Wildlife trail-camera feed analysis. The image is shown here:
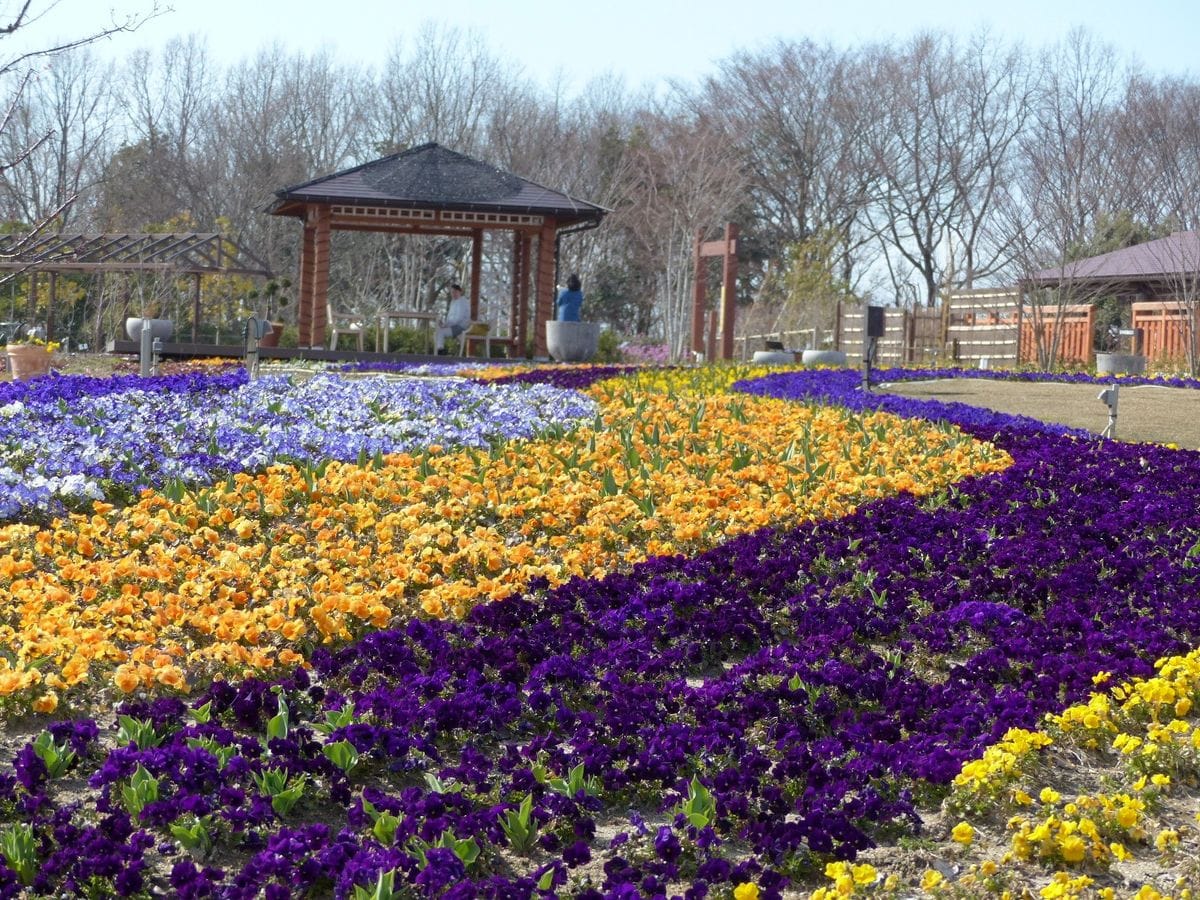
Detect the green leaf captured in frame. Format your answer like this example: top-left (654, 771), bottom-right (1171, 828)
top-left (323, 740), bottom-right (360, 775)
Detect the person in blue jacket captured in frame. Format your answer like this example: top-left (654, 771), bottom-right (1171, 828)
top-left (556, 273), bottom-right (584, 321)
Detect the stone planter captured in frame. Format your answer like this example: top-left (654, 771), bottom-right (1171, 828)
top-left (801, 349), bottom-right (848, 367)
top-left (751, 350), bottom-right (796, 364)
top-left (6, 344), bottom-right (53, 380)
top-left (546, 320), bottom-right (601, 362)
top-left (1095, 352), bottom-right (1146, 375)
top-left (125, 317), bottom-right (174, 343)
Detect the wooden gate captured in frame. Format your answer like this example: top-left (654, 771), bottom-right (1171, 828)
top-left (1131, 301), bottom-right (1199, 364)
top-left (1019, 304), bottom-right (1094, 367)
top-left (835, 304), bottom-right (944, 365)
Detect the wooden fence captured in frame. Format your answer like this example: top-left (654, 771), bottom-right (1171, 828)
top-left (834, 291), bottom-right (1097, 368)
top-left (944, 289), bottom-right (1020, 366)
top-left (1019, 304), bottom-right (1095, 367)
top-left (835, 304), bottom-right (944, 365)
top-left (1131, 301), bottom-right (1199, 364)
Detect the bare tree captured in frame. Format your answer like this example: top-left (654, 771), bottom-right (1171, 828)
top-left (695, 40), bottom-right (877, 292)
top-left (1006, 30), bottom-right (1138, 368)
top-left (945, 31), bottom-right (1035, 289)
top-left (370, 22), bottom-right (514, 155)
top-left (0, 47), bottom-right (116, 228)
top-left (0, 1), bottom-right (164, 231)
top-left (617, 108), bottom-right (747, 357)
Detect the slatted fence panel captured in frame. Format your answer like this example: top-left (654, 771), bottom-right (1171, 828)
top-left (838, 307), bottom-right (909, 365)
top-left (1132, 301), bottom-right (1198, 363)
top-left (945, 290), bottom-right (1020, 365)
top-left (1019, 305), bottom-right (1094, 366)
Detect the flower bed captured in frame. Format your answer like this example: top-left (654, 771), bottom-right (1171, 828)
top-left (0, 365), bottom-right (1195, 896)
top-left (0, 373), bottom-right (593, 520)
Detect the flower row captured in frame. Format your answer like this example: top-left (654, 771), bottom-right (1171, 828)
top-left (0, 371), bottom-right (593, 520)
top-left (0, 366), bottom-right (1195, 895)
top-left (0, 367), bottom-right (1000, 707)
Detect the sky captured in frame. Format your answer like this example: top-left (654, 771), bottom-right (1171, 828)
top-left (9, 0), bottom-right (1200, 93)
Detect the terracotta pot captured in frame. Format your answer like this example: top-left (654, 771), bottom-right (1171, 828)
top-left (6, 344), bottom-right (53, 380)
top-left (257, 323), bottom-right (284, 348)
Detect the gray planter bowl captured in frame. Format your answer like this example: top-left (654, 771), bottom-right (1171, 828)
top-left (751, 350), bottom-right (797, 364)
top-left (1095, 352), bottom-right (1146, 375)
top-left (801, 349), bottom-right (848, 366)
top-left (546, 321), bottom-right (601, 362)
top-left (125, 317), bottom-right (174, 343)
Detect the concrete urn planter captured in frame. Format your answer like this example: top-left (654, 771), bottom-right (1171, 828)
top-left (801, 349), bottom-right (848, 367)
top-left (1095, 352), bottom-right (1146, 375)
top-left (546, 320), bottom-right (601, 362)
top-left (125, 318), bottom-right (174, 343)
top-left (751, 350), bottom-right (796, 364)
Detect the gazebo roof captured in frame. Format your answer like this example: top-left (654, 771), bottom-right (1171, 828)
top-left (1027, 231), bottom-right (1200, 288)
top-left (269, 143), bottom-right (607, 229)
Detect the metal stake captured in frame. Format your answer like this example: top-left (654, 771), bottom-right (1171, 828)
top-left (1098, 385), bottom-right (1119, 439)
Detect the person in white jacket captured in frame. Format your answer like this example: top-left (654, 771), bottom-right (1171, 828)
top-left (434, 283), bottom-right (471, 354)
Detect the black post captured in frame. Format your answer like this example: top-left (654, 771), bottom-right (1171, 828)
top-left (862, 306), bottom-right (885, 391)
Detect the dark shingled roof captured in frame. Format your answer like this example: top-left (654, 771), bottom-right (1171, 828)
top-left (269, 143), bottom-right (607, 227)
top-left (1029, 231), bottom-right (1200, 286)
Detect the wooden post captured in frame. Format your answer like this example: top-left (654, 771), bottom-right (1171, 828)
top-left (46, 272), bottom-right (56, 342)
top-left (719, 222), bottom-right (738, 360)
top-left (510, 232), bottom-right (524, 356)
top-left (29, 272), bottom-right (37, 335)
top-left (534, 220), bottom-right (557, 358)
top-left (470, 228), bottom-right (483, 319)
top-left (693, 224), bottom-right (739, 360)
top-left (691, 229), bottom-right (706, 357)
top-left (191, 273), bottom-right (202, 342)
top-left (297, 204), bottom-right (332, 348)
top-left (518, 233), bottom-right (532, 358)
top-left (312, 206), bottom-right (331, 348)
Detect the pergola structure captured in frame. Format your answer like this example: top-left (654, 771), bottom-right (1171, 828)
top-left (0, 232), bottom-right (271, 341)
top-left (268, 143), bottom-right (607, 355)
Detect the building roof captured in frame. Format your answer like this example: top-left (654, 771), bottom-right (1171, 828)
top-left (269, 143), bottom-right (607, 228)
top-left (1028, 231), bottom-right (1200, 287)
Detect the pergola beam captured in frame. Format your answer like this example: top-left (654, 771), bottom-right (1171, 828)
top-left (0, 232), bottom-right (271, 344)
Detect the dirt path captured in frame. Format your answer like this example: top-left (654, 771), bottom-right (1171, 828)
top-left (880, 377), bottom-right (1200, 449)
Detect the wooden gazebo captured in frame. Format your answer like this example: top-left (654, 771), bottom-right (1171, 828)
top-left (268, 143), bottom-right (607, 355)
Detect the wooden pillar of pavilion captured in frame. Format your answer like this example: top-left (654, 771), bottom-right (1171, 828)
top-left (691, 229), bottom-right (705, 357)
top-left (469, 229), bottom-right (483, 319)
top-left (518, 234), bottom-right (532, 358)
top-left (533, 219), bottom-right (557, 358)
top-left (510, 232), bottom-right (524, 354)
top-left (46, 272), bottom-right (56, 342)
top-left (297, 205), bottom-right (331, 347)
top-left (191, 273), bottom-right (202, 342)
